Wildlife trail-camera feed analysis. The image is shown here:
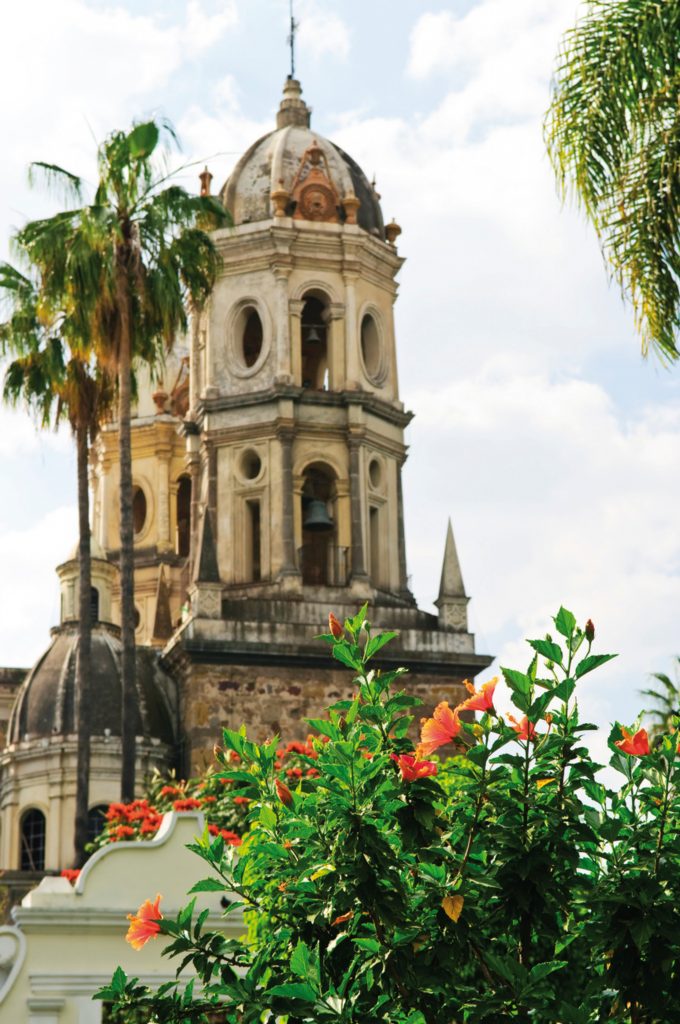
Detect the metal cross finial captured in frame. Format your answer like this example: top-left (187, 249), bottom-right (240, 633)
top-left (287, 0), bottom-right (299, 78)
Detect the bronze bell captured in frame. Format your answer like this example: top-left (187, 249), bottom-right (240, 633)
top-left (304, 325), bottom-right (323, 344)
top-left (303, 498), bottom-right (334, 532)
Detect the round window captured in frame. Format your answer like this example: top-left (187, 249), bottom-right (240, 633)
top-left (360, 313), bottom-right (383, 382)
top-left (132, 487), bottom-right (147, 535)
top-left (368, 458), bottom-right (383, 490)
top-left (240, 449), bottom-right (262, 481)
top-left (242, 309), bottom-right (263, 368)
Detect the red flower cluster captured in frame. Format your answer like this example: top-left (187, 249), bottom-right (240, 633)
top-left (172, 797), bottom-right (202, 812)
top-left (207, 824), bottom-right (243, 845)
top-left (60, 868), bottom-right (80, 884)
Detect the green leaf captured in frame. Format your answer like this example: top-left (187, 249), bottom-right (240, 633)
top-left (554, 606), bottom-right (576, 638)
top-left (528, 638), bottom-right (563, 664)
top-left (574, 653), bottom-right (617, 678)
top-left (353, 937), bottom-right (381, 953)
top-left (502, 667), bottom-right (532, 711)
top-left (332, 644), bottom-right (363, 671)
top-left (528, 960), bottom-right (568, 983)
top-left (553, 677), bottom-right (576, 702)
top-left (128, 120), bottom-right (160, 159)
top-left (259, 805), bottom-right (277, 829)
top-left (187, 877), bottom-right (226, 893)
top-left (364, 632), bottom-right (398, 660)
top-left (290, 940), bottom-right (314, 980)
top-left (267, 982), bottom-right (318, 1002)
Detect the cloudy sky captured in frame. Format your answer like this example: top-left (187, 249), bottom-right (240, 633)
top-left (1, 0), bottom-right (679, 753)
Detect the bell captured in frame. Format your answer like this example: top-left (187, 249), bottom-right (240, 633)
top-left (304, 325), bottom-right (322, 344)
top-left (303, 499), bottom-right (334, 532)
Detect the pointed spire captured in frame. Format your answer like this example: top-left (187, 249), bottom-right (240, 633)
top-left (438, 519), bottom-right (466, 600)
top-left (435, 519), bottom-right (469, 632)
top-left (151, 566), bottom-right (173, 643)
top-left (194, 508), bottom-right (220, 584)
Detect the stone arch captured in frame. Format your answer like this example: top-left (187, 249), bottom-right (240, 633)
top-left (291, 278), bottom-right (341, 305)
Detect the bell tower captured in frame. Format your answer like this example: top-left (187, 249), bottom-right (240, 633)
top-left (161, 79), bottom-right (492, 769)
top-left (89, 79), bottom-right (492, 770)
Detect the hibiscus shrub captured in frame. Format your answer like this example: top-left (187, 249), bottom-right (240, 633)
top-left (99, 606), bottom-right (680, 1024)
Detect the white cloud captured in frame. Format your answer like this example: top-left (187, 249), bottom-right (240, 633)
top-left (0, 505), bottom-right (76, 667)
top-left (296, 0), bottom-right (350, 62)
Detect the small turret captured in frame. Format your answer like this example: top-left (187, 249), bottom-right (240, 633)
top-left (435, 519), bottom-right (470, 632)
top-left (56, 537), bottom-right (117, 627)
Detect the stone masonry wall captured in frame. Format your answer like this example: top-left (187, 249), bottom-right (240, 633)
top-left (178, 660), bottom-right (468, 773)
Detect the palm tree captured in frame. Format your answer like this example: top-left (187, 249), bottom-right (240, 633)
top-left (0, 263), bottom-right (112, 865)
top-left (639, 659), bottom-right (680, 742)
top-left (17, 120), bottom-right (228, 799)
top-left (545, 0), bottom-right (680, 361)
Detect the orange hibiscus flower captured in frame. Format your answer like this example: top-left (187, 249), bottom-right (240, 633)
top-left (507, 714), bottom-right (537, 742)
top-left (390, 752), bottom-right (438, 782)
top-left (461, 677), bottom-right (498, 714)
top-left (614, 727), bottom-right (650, 757)
top-left (417, 701), bottom-right (462, 757)
top-left (126, 894), bottom-right (163, 950)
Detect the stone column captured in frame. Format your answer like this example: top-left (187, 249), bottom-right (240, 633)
top-left (396, 460), bottom-right (411, 597)
top-left (278, 429), bottom-right (299, 579)
top-left (289, 299), bottom-right (303, 386)
top-left (348, 438), bottom-right (368, 581)
top-left (326, 301), bottom-right (346, 391)
top-left (275, 271), bottom-right (292, 383)
top-left (156, 443), bottom-right (172, 553)
top-left (344, 277), bottom-right (360, 389)
top-left (189, 305), bottom-right (201, 413)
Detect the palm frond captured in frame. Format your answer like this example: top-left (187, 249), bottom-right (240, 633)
top-left (28, 162), bottom-right (83, 204)
top-left (545, 0), bottom-right (680, 361)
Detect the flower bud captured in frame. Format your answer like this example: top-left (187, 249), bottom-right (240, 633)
top-left (328, 612), bottom-right (344, 640)
top-left (585, 619), bottom-right (595, 643)
top-left (275, 779), bottom-right (293, 806)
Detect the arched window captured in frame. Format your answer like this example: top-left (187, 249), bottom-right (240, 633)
top-left (20, 808), bottom-right (46, 872)
top-left (300, 464), bottom-right (340, 585)
top-left (87, 804), bottom-right (109, 844)
top-left (176, 476), bottom-right (192, 558)
top-left (301, 296), bottom-right (329, 391)
top-left (90, 587), bottom-right (100, 623)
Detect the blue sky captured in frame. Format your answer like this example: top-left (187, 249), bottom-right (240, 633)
top-left (1, 0), bottom-right (679, 756)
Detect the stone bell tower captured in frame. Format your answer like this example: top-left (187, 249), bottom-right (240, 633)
top-left (159, 79), bottom-right (492, 770)
top-left (87, 79), bottom-right (491, 771)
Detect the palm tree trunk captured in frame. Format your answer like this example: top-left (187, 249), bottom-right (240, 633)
top-left (74, 421), bottom-right (92, 866)
top-left (118, 314), bottom-right (137, 801)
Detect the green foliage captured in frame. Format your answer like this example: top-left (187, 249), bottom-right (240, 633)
top-left (98, 607), bottom-right (680, 1023)
top-left (545, 0), bottom-right (680, 361)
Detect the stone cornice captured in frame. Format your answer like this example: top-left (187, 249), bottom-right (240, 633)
top-left (196, 385), bottom-right (413, 429)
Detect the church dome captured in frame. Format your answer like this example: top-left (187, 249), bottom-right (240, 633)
top-left (220, 78), bottom-right (385, 239)
top-left (8, 623), bottom-right (177, 746)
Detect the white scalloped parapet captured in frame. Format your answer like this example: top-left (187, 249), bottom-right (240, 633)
top-left (3, 812), bottom-right (243, 1022)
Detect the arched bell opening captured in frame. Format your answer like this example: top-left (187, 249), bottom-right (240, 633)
top-left (299, 463), bottom-right (346, 585)
top-left (300, 294), bottom-right (329, 391)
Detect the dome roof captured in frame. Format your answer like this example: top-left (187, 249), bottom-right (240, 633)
top-left (9, 623), bottom-right (177, 746)
top-left (220, 78), bottom-right (385, 239)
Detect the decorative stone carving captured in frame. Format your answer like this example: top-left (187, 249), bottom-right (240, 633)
top-left (291, 141), bottom-right (340, 224)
